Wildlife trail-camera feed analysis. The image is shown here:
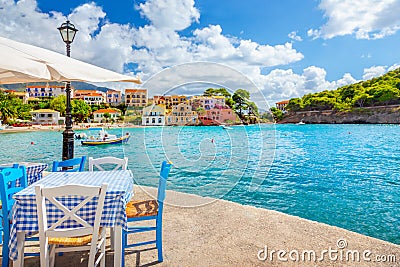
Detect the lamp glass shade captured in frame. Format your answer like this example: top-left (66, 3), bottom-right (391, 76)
top-left (58, 21), bottom-right (78, 44)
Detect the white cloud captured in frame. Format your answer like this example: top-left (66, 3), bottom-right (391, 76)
top-left (138, 0), bottom-right (200, 31)
top-left (362, 65), bottom-right (387, 80)
top-left (309, 0), bottom-right (400, 39)
top-left (0, 0), bottom-right (387, 106)
top-left (288, 31), bottom-right (302, 42)
top-left (258, 67), bottom-right (357, 105)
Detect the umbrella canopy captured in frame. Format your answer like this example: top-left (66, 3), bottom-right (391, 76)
top-left (0, 36), bottom-right (141, 84)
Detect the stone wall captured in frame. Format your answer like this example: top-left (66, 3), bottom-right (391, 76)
top-left (280, 106), bottom-right (400, 124)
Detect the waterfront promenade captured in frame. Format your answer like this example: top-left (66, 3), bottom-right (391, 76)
top-left (9, 186), bottom-right (400, 267)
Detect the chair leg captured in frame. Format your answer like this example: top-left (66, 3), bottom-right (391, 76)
top-left (39, 235), bottom-right (50, 267)
top-left (100, 231), bottom-right (106, 267)
top-left (13, 232), bottom-right (25, 267)
top-left (110, 227), bottom-right (115, 250)
top-left (2, 222), bottom-right (11, 267)
top-left (49, 245), bottom-right (56, 267)
top-left (156, 222), bottom-right (163, 263)
top-left (122, 230), bottom-right (126, 267)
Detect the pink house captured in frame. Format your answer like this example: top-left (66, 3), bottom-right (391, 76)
top-left (199, 107), bottom-right (237, 125)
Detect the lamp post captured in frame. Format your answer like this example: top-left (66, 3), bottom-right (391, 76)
top-left (58, 20), bottom-right (78, 160)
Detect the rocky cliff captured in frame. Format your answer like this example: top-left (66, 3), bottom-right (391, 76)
top-left (279, 106), bottom-right (400, 124)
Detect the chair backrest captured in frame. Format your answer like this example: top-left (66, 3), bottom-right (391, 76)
top-left (157, 161), bottom-right (172, 215)
top-left (35, 183), bottom-right (108, 239)
top-left (52, 156), bottom-right (86, 172)
top-left (0, 166), bottom-right (27, 218)
top-left (88, 156), bottom-right (128, 171)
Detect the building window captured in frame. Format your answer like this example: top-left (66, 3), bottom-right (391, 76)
top-left (146, 118), bottom-right (149, 123)
top-left (158, 118), bottom-right (162, 123)
top-left (152, 118), bottom-right (155, 124)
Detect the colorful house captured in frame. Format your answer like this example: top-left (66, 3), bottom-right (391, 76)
top-left (125, 89), bottom-right (148, 107)
top-left (190, 96), bottom-right (226, 110)
top-left (142, 105), bottom-right (166, 126)
top-left (92, 108), bottom-right (121, 123)
top-left (73, 90), bottom-right (105, 105)
top-left (166, 103), bottom-right (199, 126)
top-left (26, 85), bottom-right (69, 98)
top-left (276, 100), bottom-right (289, 111)
top-left (198, 107), bottom-right (237, 125)
top-left (30, 109), bottom-right (63, 125)
top-left (106, 89), bottom-right (122, 106)
top-left (153, 95), bottom-right (187, 109)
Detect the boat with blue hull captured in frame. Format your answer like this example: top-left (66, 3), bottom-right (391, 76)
top-left (79, 128), bottom-right (130, 146)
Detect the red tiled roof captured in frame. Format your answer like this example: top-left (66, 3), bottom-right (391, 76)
top-left (93, 109), bottom-right (120, 114)
top-left (276, 100), bottom-right (289, 105)
top-left (125, 89), bottom-right (147, 93)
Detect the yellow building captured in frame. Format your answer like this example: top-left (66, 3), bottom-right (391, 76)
top-left (125, 89), bottom-right (148, 107)
top-left (166, 103), bottom-right (199, 126)
top-left (153, 95), bottom-right (187, 109)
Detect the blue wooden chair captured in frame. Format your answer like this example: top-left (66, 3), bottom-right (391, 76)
top-left (52, 156), bottom-right (86, 172)
top-left (0, 166), bottom-right (38, 267)
top-left (0, 164), bottom-right (19, 247)
top-left (122, 161), bottom-right (172, 266)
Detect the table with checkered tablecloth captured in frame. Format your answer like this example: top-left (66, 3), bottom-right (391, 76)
top-left (0, 162), bottom-right (48, 185)
top-left (9, 170), bottom-right (134, 266)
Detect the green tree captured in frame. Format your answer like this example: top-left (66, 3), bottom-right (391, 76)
top-left (203, 88), bottom-right (231, 97)
top-left (225, 97), bottom-right (235, 108)
top-left (103, 112), bottom-right (111, 123)
top-left (17, 103), bottom-right (32, 120)
top-left (247, 101), bottom-right (259, 117)
top-left (49, 95), bottom-right (66, 115)
top-left (232, 89), bottom-right (250, 117)
top-left (270, 107), bottom-right (283, 121)
top-left (116, 103), bottom-right (127, 115)
top-left (286, 98), bottom-right (302, 111)
top-left (196, 107), bottom-right (206, 115)
top-left (0, 100), bottom-right (17, 124)
top-left (71, 99), bottom-right (91, 123)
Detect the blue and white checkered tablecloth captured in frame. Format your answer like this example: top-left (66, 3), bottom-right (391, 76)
top-left (9, 170), bottom-right (134, 261)
top-left (0, 162), bottom-right (48, 185)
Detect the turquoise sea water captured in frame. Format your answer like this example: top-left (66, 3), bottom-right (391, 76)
top-left (1, 124), bottom-right (399, 244)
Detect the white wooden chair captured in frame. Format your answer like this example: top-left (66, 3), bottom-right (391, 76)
top-left (88, 157), bottom-right (128, 171)
top-left (34, 184), bottom-right (108, 267)
top-left (88, 156), bottom-right (128, 250)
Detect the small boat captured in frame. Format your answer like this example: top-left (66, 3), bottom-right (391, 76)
top-left (75, 133), bottom-right (88, 139)
top-left (297, 121), bottom-right (306, 125)
top-left (80, 128), bottom-right (130, 146)
top-left (220, 125), bottom-right (233, 130)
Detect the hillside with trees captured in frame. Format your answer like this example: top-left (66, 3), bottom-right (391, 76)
top-left (287, 68), bottom-right (400, 112)
top-left (273, 68), bottom-right (400, 124)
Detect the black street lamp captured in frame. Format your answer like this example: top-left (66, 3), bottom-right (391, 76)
top-left (58, 20), bottom-right (78, 160)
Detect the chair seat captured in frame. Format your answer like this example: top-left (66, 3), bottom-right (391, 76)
top-left (126, 200), bottom-right (158, 218)
top-left (49, 234), bottom-right (93, 246)
top-left (48, 228), bottom-right (103, 246)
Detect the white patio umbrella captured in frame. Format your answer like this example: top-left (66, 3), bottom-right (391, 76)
top-left (0, 36), bottom-right (140, 84)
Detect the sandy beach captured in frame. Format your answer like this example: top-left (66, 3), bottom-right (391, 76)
top-left (3, 186), bottom-right (399, 267)
top-left (0, 123), bottom-right (138, 134)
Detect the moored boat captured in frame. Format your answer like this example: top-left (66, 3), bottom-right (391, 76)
top-left (220, 124), bottom-right (233, 130)
top-left (80, 128), bottom-right (130, 146)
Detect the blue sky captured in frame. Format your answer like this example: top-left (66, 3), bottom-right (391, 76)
top-left (1, 0), bottom-right (400, 106)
